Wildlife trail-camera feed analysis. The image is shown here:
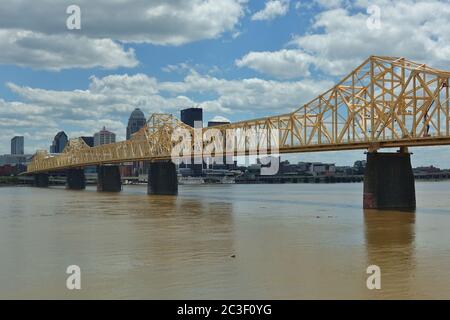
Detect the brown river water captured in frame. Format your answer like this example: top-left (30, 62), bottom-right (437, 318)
top-left (0, 182), bottom-right (450, 299)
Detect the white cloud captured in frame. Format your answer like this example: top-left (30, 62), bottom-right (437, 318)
top-left (0, 0), bottom-right (248, 69)
top-left (3, 68), bottom-right (450, 167)
top-left (312, 0), bottom-right (349, 9)
top-left (8, 70), bottom-right (331, 115)
top-left (0, 30), bottom-right (138, 70)
top-left (0, 0), bottom-right (246, 45)
top-left (239, 0), bottom-right (450, 78)
top-left (236, 49), bottom-right (314, 79)
top-left (209, 116), bottom-right (231, 123)
top-left (160, 70), bottom-right (333, 114)
top-left (0, 71), bottom-right (332, 153)
top-left (252, 0), bottom-right (290, 21)
top-left (293, 1), bottom-right (450, 75)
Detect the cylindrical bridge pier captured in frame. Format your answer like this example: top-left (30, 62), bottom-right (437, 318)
top-left (363, 151), bottom-right (416, 210)
top-left (33, 173), bottom-right (49, 188)
top-left (66, 169), bottom-right (86, 190)
top-left (97, 165), bottom-right (122, 192)
top-left (148, 161), bottom-right (178, 195)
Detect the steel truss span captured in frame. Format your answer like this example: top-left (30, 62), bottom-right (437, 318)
top-left (27, 56), bottom-right (450, 174)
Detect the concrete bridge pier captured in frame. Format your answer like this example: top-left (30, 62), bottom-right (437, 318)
top-left (97, 165), bottom-right (122, 192)
top-left (33, 173), bottom-right (49, 188)
top-left (148, 161), bottom-right (178, 195)
top-left (363, 150), bottom-right (416, 210)
top-left (66, 169), bottom-right (86, 190)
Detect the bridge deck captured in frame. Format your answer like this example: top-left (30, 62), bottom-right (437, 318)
top-left (26, 56), bottom-right (450, 174)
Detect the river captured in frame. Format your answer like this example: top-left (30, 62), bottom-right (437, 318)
top-left (1, 182), bottom-right (449, 299)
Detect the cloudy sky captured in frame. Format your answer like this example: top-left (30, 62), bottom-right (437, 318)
top-left (1, 0), bottom-right (450, 167)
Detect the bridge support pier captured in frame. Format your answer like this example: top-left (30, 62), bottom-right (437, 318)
top-left (148, 161), bottom-right (178, 195)
top-left (363, 151), bottom-right (416, 210)
top-left (97, 165), bottom-right (122, 192)
top-left (66, 169), bottom-right (86, 190)
top-left (33, 173), bottom-right (49, 188)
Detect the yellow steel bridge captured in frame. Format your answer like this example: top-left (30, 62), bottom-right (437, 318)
top-left (27, 56), bottom-right (450, 174)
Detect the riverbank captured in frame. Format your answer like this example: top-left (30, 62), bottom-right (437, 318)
top-left (0, 176), bottom-right (26, 186)
top-left (2, 174), bottom-right (450, 187)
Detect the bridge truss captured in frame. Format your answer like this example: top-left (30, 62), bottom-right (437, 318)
top-left (27, 56), bottom-right (450, 173)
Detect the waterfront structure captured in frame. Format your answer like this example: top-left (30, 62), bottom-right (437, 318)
top-left (11, 136), bottom-right (24, 155)
top-left (353, 160), bottom-right (367, 175)
top-left (50, 131), bottom-right (68, 153)
top-left (127, 108), bottom-right (147, 140)
top-left (25, 56), bottom-right (450, 210)
top-left (0, 163), bottom-right (28, 176)
top-left (248, 160), bottom-right (337, 177)
top-left (309, 163), bottom-right (336, 176)
top-left (94, 127), bottom-right (116, 146)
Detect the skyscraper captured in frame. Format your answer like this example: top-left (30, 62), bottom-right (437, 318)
top-left (126, 108), bottom-right (146, 140)
top-left (181, 108), bottom-right (203, 176)
top-left (81, 136), bottom-right (94, 147)
top-left (11, 136), bottom-right (24, 155)
top-left (50, 131), bottom-right (68, 153)
top-left (126, 108), bottom-right (148, 176)
top-left (94, 127), bottom-right (116, 146)
top-left (181, 108), bottom-right (203, 127)
top-left (208, 117), bottom-right (231, 169)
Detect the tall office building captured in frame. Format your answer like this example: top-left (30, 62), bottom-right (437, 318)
top-left (94, 127), bottom-right (116, 146)
top-left (11, 136), bottom-right (24, 155)
top-left (181, 108), bottom-right (203, 176)
top-left (81, 136), bottom-right (94, 147)
top-left (126, 108), bottom-right (146, 140)
top-left (80, 136), bottom-right (96, 175)
top-left (208, 117), bottom-right (231, 169)
top-left (50, 131), bottom-right (68, 153)
top-left (181, 108), bottom-right (203, 127)
top-left (126, 108), bottom-right (148, 176)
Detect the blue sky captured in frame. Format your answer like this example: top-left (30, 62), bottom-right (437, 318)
top-left (0, 0), bottom-right (450, 167)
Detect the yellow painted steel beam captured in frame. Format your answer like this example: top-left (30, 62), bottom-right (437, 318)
top-left (26, 56), bottom-right (450, 174)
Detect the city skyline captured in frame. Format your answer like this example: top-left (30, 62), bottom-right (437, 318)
top-left (0, 1), bottom-right (450, 167)
top-left (2, 1), bottom-right (450, 302)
